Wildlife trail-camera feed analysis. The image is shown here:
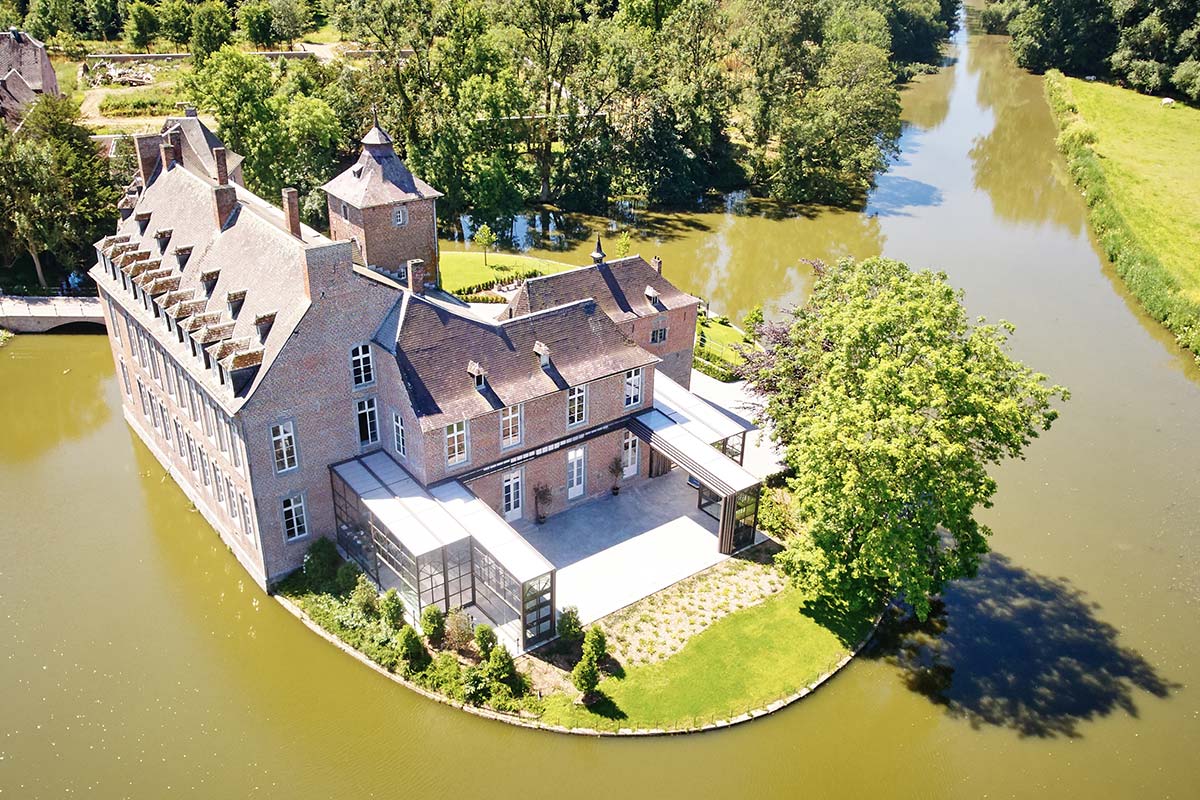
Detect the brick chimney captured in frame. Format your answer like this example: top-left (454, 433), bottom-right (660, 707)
top-left (159, 141), bottom-right (175, 172)
top-left (651, 255), bottom-right (662, 274)
top-left (134, 133), bottom-right (163, 187)
top-left (166, 127), bottom-right (184, 168)
top-left (282, 187), bottom-right (301, 238)
top-left (407, 258), bottom-right (426, 295)
top-left (214, 146), bottom-right (229, 186)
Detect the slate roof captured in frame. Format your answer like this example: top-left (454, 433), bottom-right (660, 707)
top-left (321, 124), bottom-right (443, 208)
top-left (386, 293), bottom-right (658, 431)
top-left (0, 68), bottom-right (35, 128)
top-left (93, 148), bottom-right (335, 413)
top-left (505, 256), bottom-right (699, 323)
top-left (161, 115), bottom-right (245, 184)
top-left (0, 30), bottom-right (56, 95)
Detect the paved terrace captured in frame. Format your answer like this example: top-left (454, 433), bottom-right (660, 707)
top-left (0, 296), bottom-right (104, 333)
top-left (516, 470), bottom-right (738, 625)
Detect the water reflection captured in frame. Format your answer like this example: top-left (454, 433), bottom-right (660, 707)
top-left (967, 33), bottom-right (1085, 233)
top-left (865, 176), bottom-right (945, 217)
top-left (0, 335), bottom-right (111, 463)
top-left (868, 552), bottom-right (1175, 739)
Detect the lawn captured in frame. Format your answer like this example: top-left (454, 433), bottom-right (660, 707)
top-left (538, 586), bottom-right (874, 732)
top-left (1066, 79), bottom-right (1200, 305)
top-left (302, 24), bottom-right (343, 45)
top-left (438, 249), bottom-right (576, 294)
top-left (696, 316), bottom-right (748, 365)
top-left (98, 84), bottom-right (184, 117)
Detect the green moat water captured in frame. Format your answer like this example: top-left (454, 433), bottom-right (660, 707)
top-left (4, 11), bottom-right (1200, 798)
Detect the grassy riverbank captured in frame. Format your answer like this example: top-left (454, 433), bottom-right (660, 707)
top-left (537, 586), bottom-right (873, 732)
top-left (1044, 72), bottom-right (1200, 356)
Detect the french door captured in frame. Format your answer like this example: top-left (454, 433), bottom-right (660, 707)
top-left (566, 447), bottom-right (585, 499)
top-left (502, 470), bottom-right (523, 521)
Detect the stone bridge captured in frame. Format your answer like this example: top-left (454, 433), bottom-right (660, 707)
top-left (0, 296), bottom-right (105, 333)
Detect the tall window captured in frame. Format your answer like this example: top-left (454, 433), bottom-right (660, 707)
top-left (392, 412), bottom-right (406, 457)
top-left (271, 421), bottom-right (298, 473)
top-left (500, 404), bottom-right (522, 448)
top-left (282, 494), bottom-right (308, 541)
top-left (350, 343), bottom-right (374, 388)
top-left (567, 446), bottom-right (585, 499)
top-left (624, 368), bottom-right (643, 408)
top-left (119, 361), bottom-right (132, 397)
top-left (446, 420), bottom-right (468, 466)
top-left (651, 326), bottom-right (668, 344)
top-left (356, 397), bottom-right (379, 446)
top-left (567, 385), bottom-right (587, 427)
top-left (392, 205), bottom-right (408, 226)
top-left (622, 431), bottom-right (639, 477)
top-left (501, 470), bottom-right (522, 521)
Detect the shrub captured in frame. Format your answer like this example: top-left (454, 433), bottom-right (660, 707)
top-left (462, 667), bottom-right (491, 706)
top-left (474, 624), bottom-right (497, 659)
top-left (349, 573), bottom-right (379, 618)
top-left (396, 624), bottom-right (429, 675)
top-left (582, 625), bottom-right (608, 664)
top-left (303, 538), bottom-right (339, 589)
top-left (423, 652), bottom-right (464, 699)
top-left (557, 605), bottom-right (583, 644)
top-left (484, 642), bottom-right (516, 687)
top-left (378, 589), bottom-right (405, 632)
top-left (421, 605), bottom-right (446, 645)
top-left (488, 682), bottom-right (519, 713)
top-left (334, 561), bottom-right (361, 595)
top-left (444, 607), bottom-right (474, 652)
top-left (571, 650), bottom-right (600, 697)
top-left (742, 305), bottom-right (764, 341)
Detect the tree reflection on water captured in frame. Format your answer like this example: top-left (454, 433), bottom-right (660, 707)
top-left (869, 552), bottom-right (1175, 738)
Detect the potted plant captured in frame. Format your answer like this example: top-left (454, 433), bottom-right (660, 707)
top-left (608, 456), bottom-right (624, 495)
top-left (533, 484), bottom-right (552, 524)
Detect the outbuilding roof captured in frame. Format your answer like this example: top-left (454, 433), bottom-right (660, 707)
top-left (504, 256), bottom-right (699, 323)
top-left (386, 292), bottom-right (658, 431)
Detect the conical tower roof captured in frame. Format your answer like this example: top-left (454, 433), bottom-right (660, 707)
top-left (321, 119), bottom-right (442, 209)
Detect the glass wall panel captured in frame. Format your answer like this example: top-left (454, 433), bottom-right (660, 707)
top-left (698, 484), bottom-right (721, 521)
top-left (445, 538), bottom-right (473, 610)
top-left (418, 550), bottom-right (446, 611)
top-left (472, 542), bottom-right (520, 629)
top-left (732, 487), bottom-right (759, 550)
top-left (522, 573), bottom-right (554, 648)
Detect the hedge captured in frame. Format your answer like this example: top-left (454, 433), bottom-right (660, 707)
top-left (1043, 70), bottom-right (1200, 359)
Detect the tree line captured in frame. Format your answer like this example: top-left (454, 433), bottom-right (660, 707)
top-left (983, 0), bottom-right (1200, 102)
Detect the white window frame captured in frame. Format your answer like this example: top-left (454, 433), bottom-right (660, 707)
top-left (446, 420), bottom-right (469, 467)
top-left (566, 446), bottom-right (586, 500)
top-left (567, 385), bottom-right (587, 427)
top-left (501, 469), bottom-right (523, 522)
top-left (356, 397), bottom-right (380, 447)
top-left (392, 411), bottom-right (406, 458)
top-left (281, 494), bottom-right (308, 542)
top-left (270, 421), bottom-right (299, 474)
top-left (392, 204), bottom-right (409, 227)
top-left (500, 404), bottom-right (523, 449)
top-left (119, 361), bottom-right (132, 397)
top-left (350, 343), bottom-right (374, 389)
top-left (622, 431), bottom-right (639, 478)
top-left (624, 368), bottom-right (644, 408)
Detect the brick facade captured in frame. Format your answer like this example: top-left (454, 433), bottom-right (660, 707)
top-left (618, 304), bottom-right (698, 388)
top-left (326, 197), bottom-right (440, 286)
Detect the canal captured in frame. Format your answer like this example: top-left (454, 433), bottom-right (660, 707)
top-left (3, 7), bottom-right (1198, 798)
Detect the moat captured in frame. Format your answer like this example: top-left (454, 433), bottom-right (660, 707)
top-left (3, 8), bottom-right (1200, 798)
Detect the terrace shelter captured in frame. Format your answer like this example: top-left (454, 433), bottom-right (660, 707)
top-left (329, 451), bottom-right (555, 652)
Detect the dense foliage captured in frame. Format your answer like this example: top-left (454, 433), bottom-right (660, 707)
top-left (985, 0), bottom-right (1200, 101)
top-left (0, 95), bottom-right (119, 288)
top-left (741, 257), bottom-right (1067, 620)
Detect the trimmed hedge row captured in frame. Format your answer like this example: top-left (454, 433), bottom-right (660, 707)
top-left (1044, 71), bottom-right (1200, 359)
top-left (452, 268), bottom-right (544, 297)
top-left (693, 351), bottom-right (738, 382)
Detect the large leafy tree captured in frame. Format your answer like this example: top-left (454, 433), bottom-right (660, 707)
top-left (190, 0), bottom-right (233, 66)
top-left (238, 1), bottom-right (277, 50)
top-left (742, 258), bottom-right (1066, 619)
top-left (0, 97), bottom-right (119, 287)
top-left (1008, 0), bottom-right (1118, 75)
top-left (123, 1), bottom-right (159, 52)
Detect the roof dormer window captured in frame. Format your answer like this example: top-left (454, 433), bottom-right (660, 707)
top-left (468, 360), bottom-right (487, 391)
top-left (201, 270), bottom-right (219, 297)
top-left (255, 312), bottom-right (275, 344)
top-left (645, 285), bottom-right (660, 305)
top-left (154, 229), bottom-right (172, 253)
top-left (174, 246), bottom-right (192, 269)
top-left (135, 211), bottom-right (151, 234)
top-left (534, 340), bottom-right (551, 369)
top-left (226, 290), bottom-right (246, 319)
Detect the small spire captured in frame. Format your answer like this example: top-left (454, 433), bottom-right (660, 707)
top-left (372, 104), bottom-right (379, 129)
top-left (590, 236), bottom-right (606, 265)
